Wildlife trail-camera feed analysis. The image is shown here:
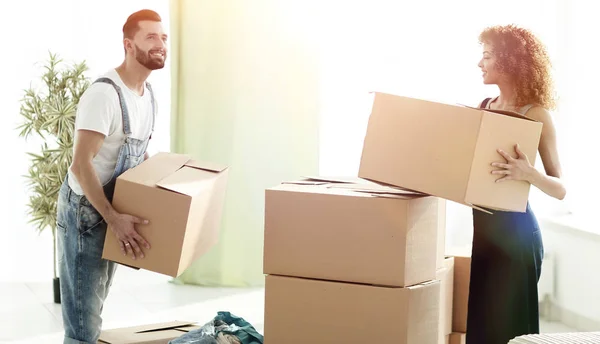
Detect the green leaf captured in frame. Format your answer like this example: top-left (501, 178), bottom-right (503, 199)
top-left (17, 51), bottom-right (90, 238)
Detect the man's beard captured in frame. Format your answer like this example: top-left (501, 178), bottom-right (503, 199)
top-left (135, 44), bottom-right (166, 70)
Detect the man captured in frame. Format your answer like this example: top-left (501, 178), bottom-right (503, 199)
top-left (56, 9), bottom-right (167, 344)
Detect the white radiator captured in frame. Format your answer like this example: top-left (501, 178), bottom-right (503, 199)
top-left (538, 252), bottom-right (555, 302)
top-left (538, 251), bottom-right (555, 321)
top-left (509, 332), bottom-right (600, 343)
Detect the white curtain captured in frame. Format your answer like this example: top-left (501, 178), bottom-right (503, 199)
top-left (169, 0), bottom-right (321, 287)
top-left (1, 0), bottom-right (170, 282)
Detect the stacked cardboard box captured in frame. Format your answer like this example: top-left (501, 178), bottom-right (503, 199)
top-left (449, 254), bottom-right (471, 342)
top-left (263, 178), bottom-right (446, 343)
top-left (438, 256), bottom-right (455, 344)
top-left (263, 92), bottom-right (542, 342)
top-left (435, 199), bottom-right (454, 344)
top-left (449, 332), bottom-right (467, 344)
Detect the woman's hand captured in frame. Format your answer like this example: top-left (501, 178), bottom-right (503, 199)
top-left (491, 143), bottom-right (536, 183)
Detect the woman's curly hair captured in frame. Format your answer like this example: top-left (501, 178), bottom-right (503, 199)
top-left (479, 25), bottom-right (556, 110)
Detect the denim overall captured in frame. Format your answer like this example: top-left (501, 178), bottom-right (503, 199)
top-left (56, 77), bottom-right (155, 344)
top-left (466, 98), bottom-right (545, 344)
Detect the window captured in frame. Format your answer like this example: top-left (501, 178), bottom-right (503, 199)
top-left (317, 0), bottom-right (596, 225)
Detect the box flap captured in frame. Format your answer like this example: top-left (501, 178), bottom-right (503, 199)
top-left (282, 176), bottom-right (375, 186)
top-left (327, 182), bottom-right (426, 196)
top-left (300, 176), bottom-right (373, 184)
top-left (474, 203), bottom-right (528, 214)
top-left (118, 152), bottom-right (192, 187)
top-left (134, 321), bottom-right (197, 333)
top-left (273, 179), bottom-right (426, 200)
top-left (352, 192), bottom-right (419, 200)
top-left (119, 153), bottom-right (227, 195)
top-left (175, 325), bottom-right (202, 333)
top-left (407, 279), bottom-right (440, 290)
top-left (281, 176), bottom-right (378, 185)
top-left (155, 166), bottom-right (217, 196)
top-left (282, 180), bottom-right (328, 186)
top-left (327, 184), bottom-right (426, 200)
top-left (460, 104), bottom-right (538, 122)
top-left (98, 321), bottom-right (196, 344)
top-left (464, 202), bottom-right (493, 214)
top-left (184, 159), bottom-right (228, 173)
top-left (285, 176), bottom-right (421, 195)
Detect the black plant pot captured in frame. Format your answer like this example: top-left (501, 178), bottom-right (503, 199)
top-left (53, 277), bottom-right (61, 304)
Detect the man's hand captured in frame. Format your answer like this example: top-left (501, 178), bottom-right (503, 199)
top-left (107, 212), bottom-right (151, 260)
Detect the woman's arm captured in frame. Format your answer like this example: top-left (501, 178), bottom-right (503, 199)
top-left (493, 106), bottom-right (567, 200)
top-left (526, 107), bottom-right (567, 200)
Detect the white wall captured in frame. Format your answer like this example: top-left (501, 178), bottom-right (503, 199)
top-left (538, 217), bottom-right (600, 330)
top-left (0, 0), bottom-right (170, 282)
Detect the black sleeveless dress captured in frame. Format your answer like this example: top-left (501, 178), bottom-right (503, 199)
top-left (466, 98), bottom-right (545, 344)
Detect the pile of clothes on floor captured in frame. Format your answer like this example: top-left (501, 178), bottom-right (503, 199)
top-left (170, 311), bottom-right (263, 344)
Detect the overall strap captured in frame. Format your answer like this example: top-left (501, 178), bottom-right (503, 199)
top-left (93, 77), bottom-right (132, 135)
top-left (145, 81), bottom-right (157, 138)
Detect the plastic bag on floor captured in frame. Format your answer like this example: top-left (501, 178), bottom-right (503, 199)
top-left (169, 311), bottom-right (263, 344)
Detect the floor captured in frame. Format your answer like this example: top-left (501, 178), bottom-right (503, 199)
top-left (0, 267), bottom-right (577, 344)
top-left (1, 267), bottom-right (265, 344)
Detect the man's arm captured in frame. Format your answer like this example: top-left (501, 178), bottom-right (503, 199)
top-left (70, 130), bottom-right (119, 223)
top-left (70, 132), bottom-right (150, 260)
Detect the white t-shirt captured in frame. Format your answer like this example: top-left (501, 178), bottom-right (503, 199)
top-left (68, 69), bottom-right (156, 195)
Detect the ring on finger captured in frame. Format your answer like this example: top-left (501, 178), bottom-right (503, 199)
top-left (124, 242), bottom-right (131, 247)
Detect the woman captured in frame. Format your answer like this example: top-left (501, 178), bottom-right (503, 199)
top-left (468, 25), bottom-right (566, 344)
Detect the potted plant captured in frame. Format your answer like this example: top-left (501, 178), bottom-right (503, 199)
top-left (17, 52), bottom-right (90, 304)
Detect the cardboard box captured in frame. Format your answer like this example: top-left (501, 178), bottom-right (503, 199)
top-left (264, 177), bottom-right (439, 287)
top-left (449, 332), bottom-right (466, 344)
top-left (358, 92), bottom-right (543, 212)
top-left (264, 275), bottom-right (440, 344)
top-left (102, 152), bottom-right (229, 277)
top-left (437, 257), bottom-right (455, 342)
top-left (98, 321), bottom-right (198, 344)
top-left (452, 256), bottom-right (472, 333)
top-left (436, 199), bottom-right (447, 270)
